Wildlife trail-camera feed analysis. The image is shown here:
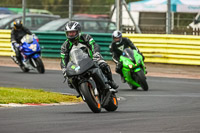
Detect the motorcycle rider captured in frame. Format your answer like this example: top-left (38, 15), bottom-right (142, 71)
top-left (60, 21), bottom-right (118, 90)
top-left (109, 30), bottom-right (145, 82)
top-left (11, 19), bottom-right (32, 66)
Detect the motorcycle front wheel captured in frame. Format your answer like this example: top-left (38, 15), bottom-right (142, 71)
top-left (79, 82), bottom-right (101, 113)
top-left (34, 58), bottom-right (45, 73)
top-left (136, 70), bottom-right (148, 91)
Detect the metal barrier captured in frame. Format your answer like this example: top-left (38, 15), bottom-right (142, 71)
top-left (0, 30), bottom-right (14, 56)
top-left (123, 34), bottom-right (200, 65)
top-left (0, 30), bottom-right (112, 60)
top-left (34, 31), bottom-right (112, 60)
top-left (0, 30), bottom-right (200, 65)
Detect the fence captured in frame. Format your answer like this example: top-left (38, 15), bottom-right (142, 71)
top-left (1, 30), bottom-right (200, 65)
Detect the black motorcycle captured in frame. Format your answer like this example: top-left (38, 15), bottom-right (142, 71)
top-left (65, 45), bottom-right (118, 113)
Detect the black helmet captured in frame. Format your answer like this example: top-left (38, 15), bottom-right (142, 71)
top-left (14, 19), bottom-right (23, 29)
top-left (112, 30), bottom-right (122, 44)
top-left (64, 21), bottom-right (81, 42)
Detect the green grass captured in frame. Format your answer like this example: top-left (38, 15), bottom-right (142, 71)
top-left (0, 87), bottom-right (82, 104)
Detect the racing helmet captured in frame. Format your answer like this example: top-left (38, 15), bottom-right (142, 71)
top-left (112, 30), bottom-right (122, 45)
top-left (64, 21), bottom-right (81, 42)
top-left (14, 19), bottom-right (23, 30)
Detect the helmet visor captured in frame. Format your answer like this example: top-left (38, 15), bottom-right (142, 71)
top-left (114, 37), bottom-right (120, 42)
top-left (66, 31), bottom-right (78, 38)
top-left (15, 24), bottom-right (22, 29)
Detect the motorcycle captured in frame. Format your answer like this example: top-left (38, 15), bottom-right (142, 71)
top-left (65, 45), bottom-right (118, 113)
top-left (11, 34), bottom-right (45, 73)
top-left (120, 48), bottom-right (148, 91)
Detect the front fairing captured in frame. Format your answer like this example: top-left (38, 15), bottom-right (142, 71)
top-left (120, 56), bottom-right (134, 68)
top-left (120, 48), bottom-right (145, 86)
top-left (67, 58), bottom-right (94, 76)
top-left (20, 37), bottom-right (41, 56)
top-left (66, 47), bottom-right (94, 76)
top-left (122, 48), bottom-right (135, 62)
top-left (120, 48), bottom-right (143, 69)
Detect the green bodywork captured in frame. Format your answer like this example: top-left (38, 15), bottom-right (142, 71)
top-left (120, 49), bottom-right (146, 87)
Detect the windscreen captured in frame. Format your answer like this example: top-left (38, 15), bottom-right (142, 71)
top-left (21, 34), bottom-right (34, 44)
top-left (123, 48), bottom-right (135, 61)
top-left (69, 46), bottom-right (89, 64)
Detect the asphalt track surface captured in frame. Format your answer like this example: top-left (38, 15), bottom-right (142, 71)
top-left (0, 66), bottom-right (200, 133)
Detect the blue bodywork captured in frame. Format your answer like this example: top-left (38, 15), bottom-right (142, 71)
top-left (20, 37), bottom-right (41, 60)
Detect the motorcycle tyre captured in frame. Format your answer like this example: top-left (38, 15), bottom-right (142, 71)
top-left (79, 82), bottom-right (101, 113)
top-left (136, 70), bottom-right (148, 91)
top-left (20, 65), bottom-right (29, 73)
top-left (128, 83), bottom-right (138, 90)
top-left (131, 85), bottom-right (138, 90)
top-left (34, 58), bottom-right (45, 73)
top-left (104, 93), bottom-right (118, 112)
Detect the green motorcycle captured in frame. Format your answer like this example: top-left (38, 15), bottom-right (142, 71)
top-left (119, 48), bottom-right (148, 91)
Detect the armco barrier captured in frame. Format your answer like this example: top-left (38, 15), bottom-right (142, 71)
top-left (1, 29), bottom-right (200, 65)
top-left (123, 34), bottom-right (200, 65)
top-left (0, 30), bottom-right (113, 60)
top-left (0, 30), bottom-right (14, 56)
top-left (33, 31), bottom-right (113, 60)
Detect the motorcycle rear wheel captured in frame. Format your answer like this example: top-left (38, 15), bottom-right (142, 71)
top-left (20, 65), bottom-right (29, 72)
top-left (104, 93), bottom-right (118, 112)
top-left (131, 85), bottom-right (138, 90)
top-left (79, 82), bottom-right (101, 113)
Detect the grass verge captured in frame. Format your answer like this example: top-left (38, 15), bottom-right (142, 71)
top-left (0, 87), bottom-right (82, 104)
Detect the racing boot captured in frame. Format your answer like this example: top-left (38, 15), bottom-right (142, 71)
top-left (109, 80), bottom-right (119, 89)
top-left (107, 72), bottom-right (119, 89)
top-left (144, 65), bottom-right (148, 74)
top-left (117, 69), bottom-right (125, 83)
top-left (99, 62), bottom-right (119, 89)
top-left (11, 55), bottom-right (23, 66)
top-left (120, 74), bottom-right (126, 83)
top-left (11, 55), bottom-right (19, 64)
top-left (23, 59), bottom-right (29, 68)
top-left (16, 56), bottom-right (23, 66)
top-left (104, 64), bottom-right (119, 89)
top-left (14, 47), bottom-right (23, 66)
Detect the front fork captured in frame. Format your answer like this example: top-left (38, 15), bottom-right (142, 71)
top-left (30, 58), bottom-right (37, 68)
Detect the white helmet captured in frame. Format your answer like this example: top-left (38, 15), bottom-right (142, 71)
top-left (64, 21), bottom-right (81, 42)
top-left (112, 30), bottom-right (122, 44)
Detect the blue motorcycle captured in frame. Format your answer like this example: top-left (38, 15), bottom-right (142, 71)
top-left (12, 34), bottom-right (45, 73)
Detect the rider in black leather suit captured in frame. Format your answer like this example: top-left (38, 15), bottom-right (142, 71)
top-left (11, 19), bottom-right (32, 66)
top-left (60, 21), bottom-right (118, 89)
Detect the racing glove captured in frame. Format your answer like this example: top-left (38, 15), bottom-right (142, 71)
top-left (62, 68), bottom-right (67, 78)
